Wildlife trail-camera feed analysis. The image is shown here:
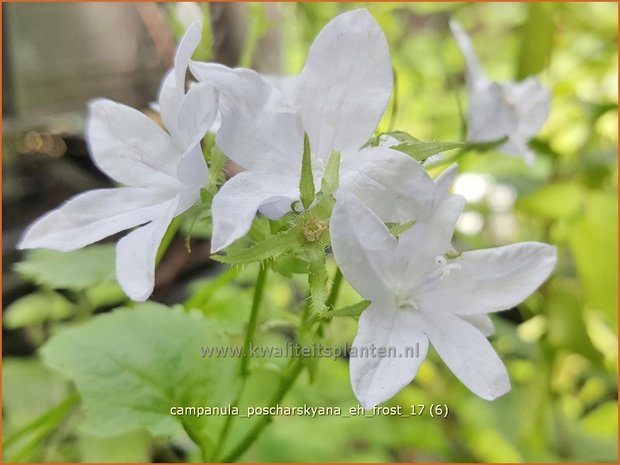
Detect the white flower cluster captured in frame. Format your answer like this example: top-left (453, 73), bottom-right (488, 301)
top-left (19, 9), bottom-right (556, 407)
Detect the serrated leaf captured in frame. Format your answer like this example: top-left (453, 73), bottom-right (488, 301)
top-left (41, 303), bottom-right (237, 437)
top-left (212, 227), bottom-right (301, 265)
top-left (393, 140), bottom-right (464, 161)
top-left (328, 300), bottom-right (371, 318)
top-left (4, 291), bottom-right (75, 329)
top-left (15, 245), bottom-right (116, 291)
top-left (300, 132), bottom-right (315, 210)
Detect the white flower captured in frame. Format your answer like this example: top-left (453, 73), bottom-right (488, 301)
top-left (18, 23), bottom-right (217, 301)
top-left (330, 165), bottom-right (557, 408)
top-left (450, 20), bottom-right (551, 164)
top-left (187, 9), bottom-right (435, 252)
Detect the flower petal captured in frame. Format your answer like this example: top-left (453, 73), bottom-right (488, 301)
top-left (467, 83), bottom-right (519, 142)
top-left (397, 165), bottom-right (465, 279)
top-left (419, 310), bottom-right (510, 400)
top-left (18, 188), bottom-right (173, 252)
top-left (210, 171), bottom-right (299, 252)
top-left (176, 143), bottom-right (209, 196)
top-left (461, 314), bottom-right (495, 337)
top-left (115, 197), bottom-right (179, 301)
top-left (330, 193), bottom-right (402, 304)
top-left (350, 303), bottom-right (429, 409)
top-left (190, 62), bottom-right (303, 175)
top-left (297, 9), bottom-right (393, 159)
top-left (87, 99), bottom-right (179, 188)
top-left (449, 20), bottom-right (487, 90)
top-left (504, 77), bottom-right (551, 140)
top-left (338, 146), bottom-right (435, 223)
top-left (419, 242), bottom-right (557, 315)
top-left (175, 22), bottom-right (202, 94)
top-left (175, 82), bottom-right (218, 148)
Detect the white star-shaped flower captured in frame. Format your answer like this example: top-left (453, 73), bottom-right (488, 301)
top-left (186, 9), bottom-right (435, 252)
top-left (330, 165), bottom-right (557, 408)
top-left (450, 20), bottom-right (551, 164)
top-left (18, 23), bottom-right (216, 301)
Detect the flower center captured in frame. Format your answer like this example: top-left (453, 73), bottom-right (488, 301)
top-left (433, 255), bottom-right (462, 280)
top-left (395, 255), bottom-right (462, 311)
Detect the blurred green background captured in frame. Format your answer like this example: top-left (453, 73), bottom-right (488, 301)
top-left (2, 2), bottom-right (618, 463)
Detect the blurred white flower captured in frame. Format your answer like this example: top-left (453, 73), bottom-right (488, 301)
top-left (450, 20), bottom-right (551, 164)
top-left (330, 165), bottom-right (557, 408)
top-left (188, 9), bottom-right (435, 252)
top-left (18, 23), bottom-right (216, 301)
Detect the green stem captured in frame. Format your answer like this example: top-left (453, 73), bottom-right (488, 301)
top-left (220, 267), bottom-right (342, 461)
top-left (222, 359), bottom-right (304, 463)
top-left (181, 418), bottom-right (210, 462)
top-left (213, 265), bottom-right (268, 460)
top-left (325, 267), bottom-right (343, 309)
top-left (241, 265), bottom-right (268, 377)
top-left (155, 215), bottom-right (183, 266)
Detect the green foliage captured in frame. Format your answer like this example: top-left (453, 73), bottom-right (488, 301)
top-left (4, 291), bottom-right (74, 329)
top-left (4, 2), bottom-right (618, 463)
top-left (41, 304), bottom-right (238, 438)
top-left (15, 245), bottom-right (116, 291)
top-left (516, 3), bottom-right (554, 80)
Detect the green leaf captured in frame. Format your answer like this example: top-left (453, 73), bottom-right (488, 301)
top-left (516, 3), bottom-right (554, 80)
top-left (321, 150), bottom-right (341, 195)
top-left (387, 220), bottom-right (416, 237)
top-left (328, 300), bottom-right (370, 318)
top-left (41, 303), bottom-right (237, 437)
top-left (212, 226), bottom-right (301, 265)
top-left (393, 139), bottom-right (464, 162)
top-left (4, 291), bottom-right (75, 329)
top-left (300, 132), bottom-right (315, 210)
top-left (15, 245), bottom-right (116, 291)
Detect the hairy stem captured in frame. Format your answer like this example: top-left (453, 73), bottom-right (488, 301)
top-left (222, 358), bottom-right (304, 463)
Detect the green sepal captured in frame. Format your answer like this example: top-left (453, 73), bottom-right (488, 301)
top-left (300, 133), bottom-right (315, 210)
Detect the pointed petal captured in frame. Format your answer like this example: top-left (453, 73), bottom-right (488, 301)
top-left (87, 99), bottom-right (179, 187)
top-left (350, 303), bottom-right (429, 408)
top-left (397, 166), bottom-right (465, 279)
top-left (18, 188), bottom-right (173, 252)
top-left (190, 62), bottom-right (303, 175)
top-left (177, 144), bottom-right (208, 192)
top-left (420, 310), bottom-right (510, 400)
top-left (467, 83), bottom-right (519, 142)
top-left (499, 136), bottom-right (536, 165)
top-left (330, 193), bottom-right (402, 304)
top-left (158, 71), bottom-right (182, 137)
top-left (175, 22), bottom-right (202, 94)
top-left (449, 20), bottom-right (487, 90)
top-left (116, 198), bottom-right (179, 301)
top-left (461, 314), bottom-right (495, 337)
top-left (210, 171), bottom-right (299, 252)
top-left (158, 22), bottom-right (206, 142)
top-left (298, 9), bottom-right (393, 159)
top-left (504, 77), bottom-right (551, 139)
top-left (419, 242), bottom-right (557, 315)
top-left (338, 146), bottom-right (435, 223)
top-left (175, 82), bottom-right (218, 148)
